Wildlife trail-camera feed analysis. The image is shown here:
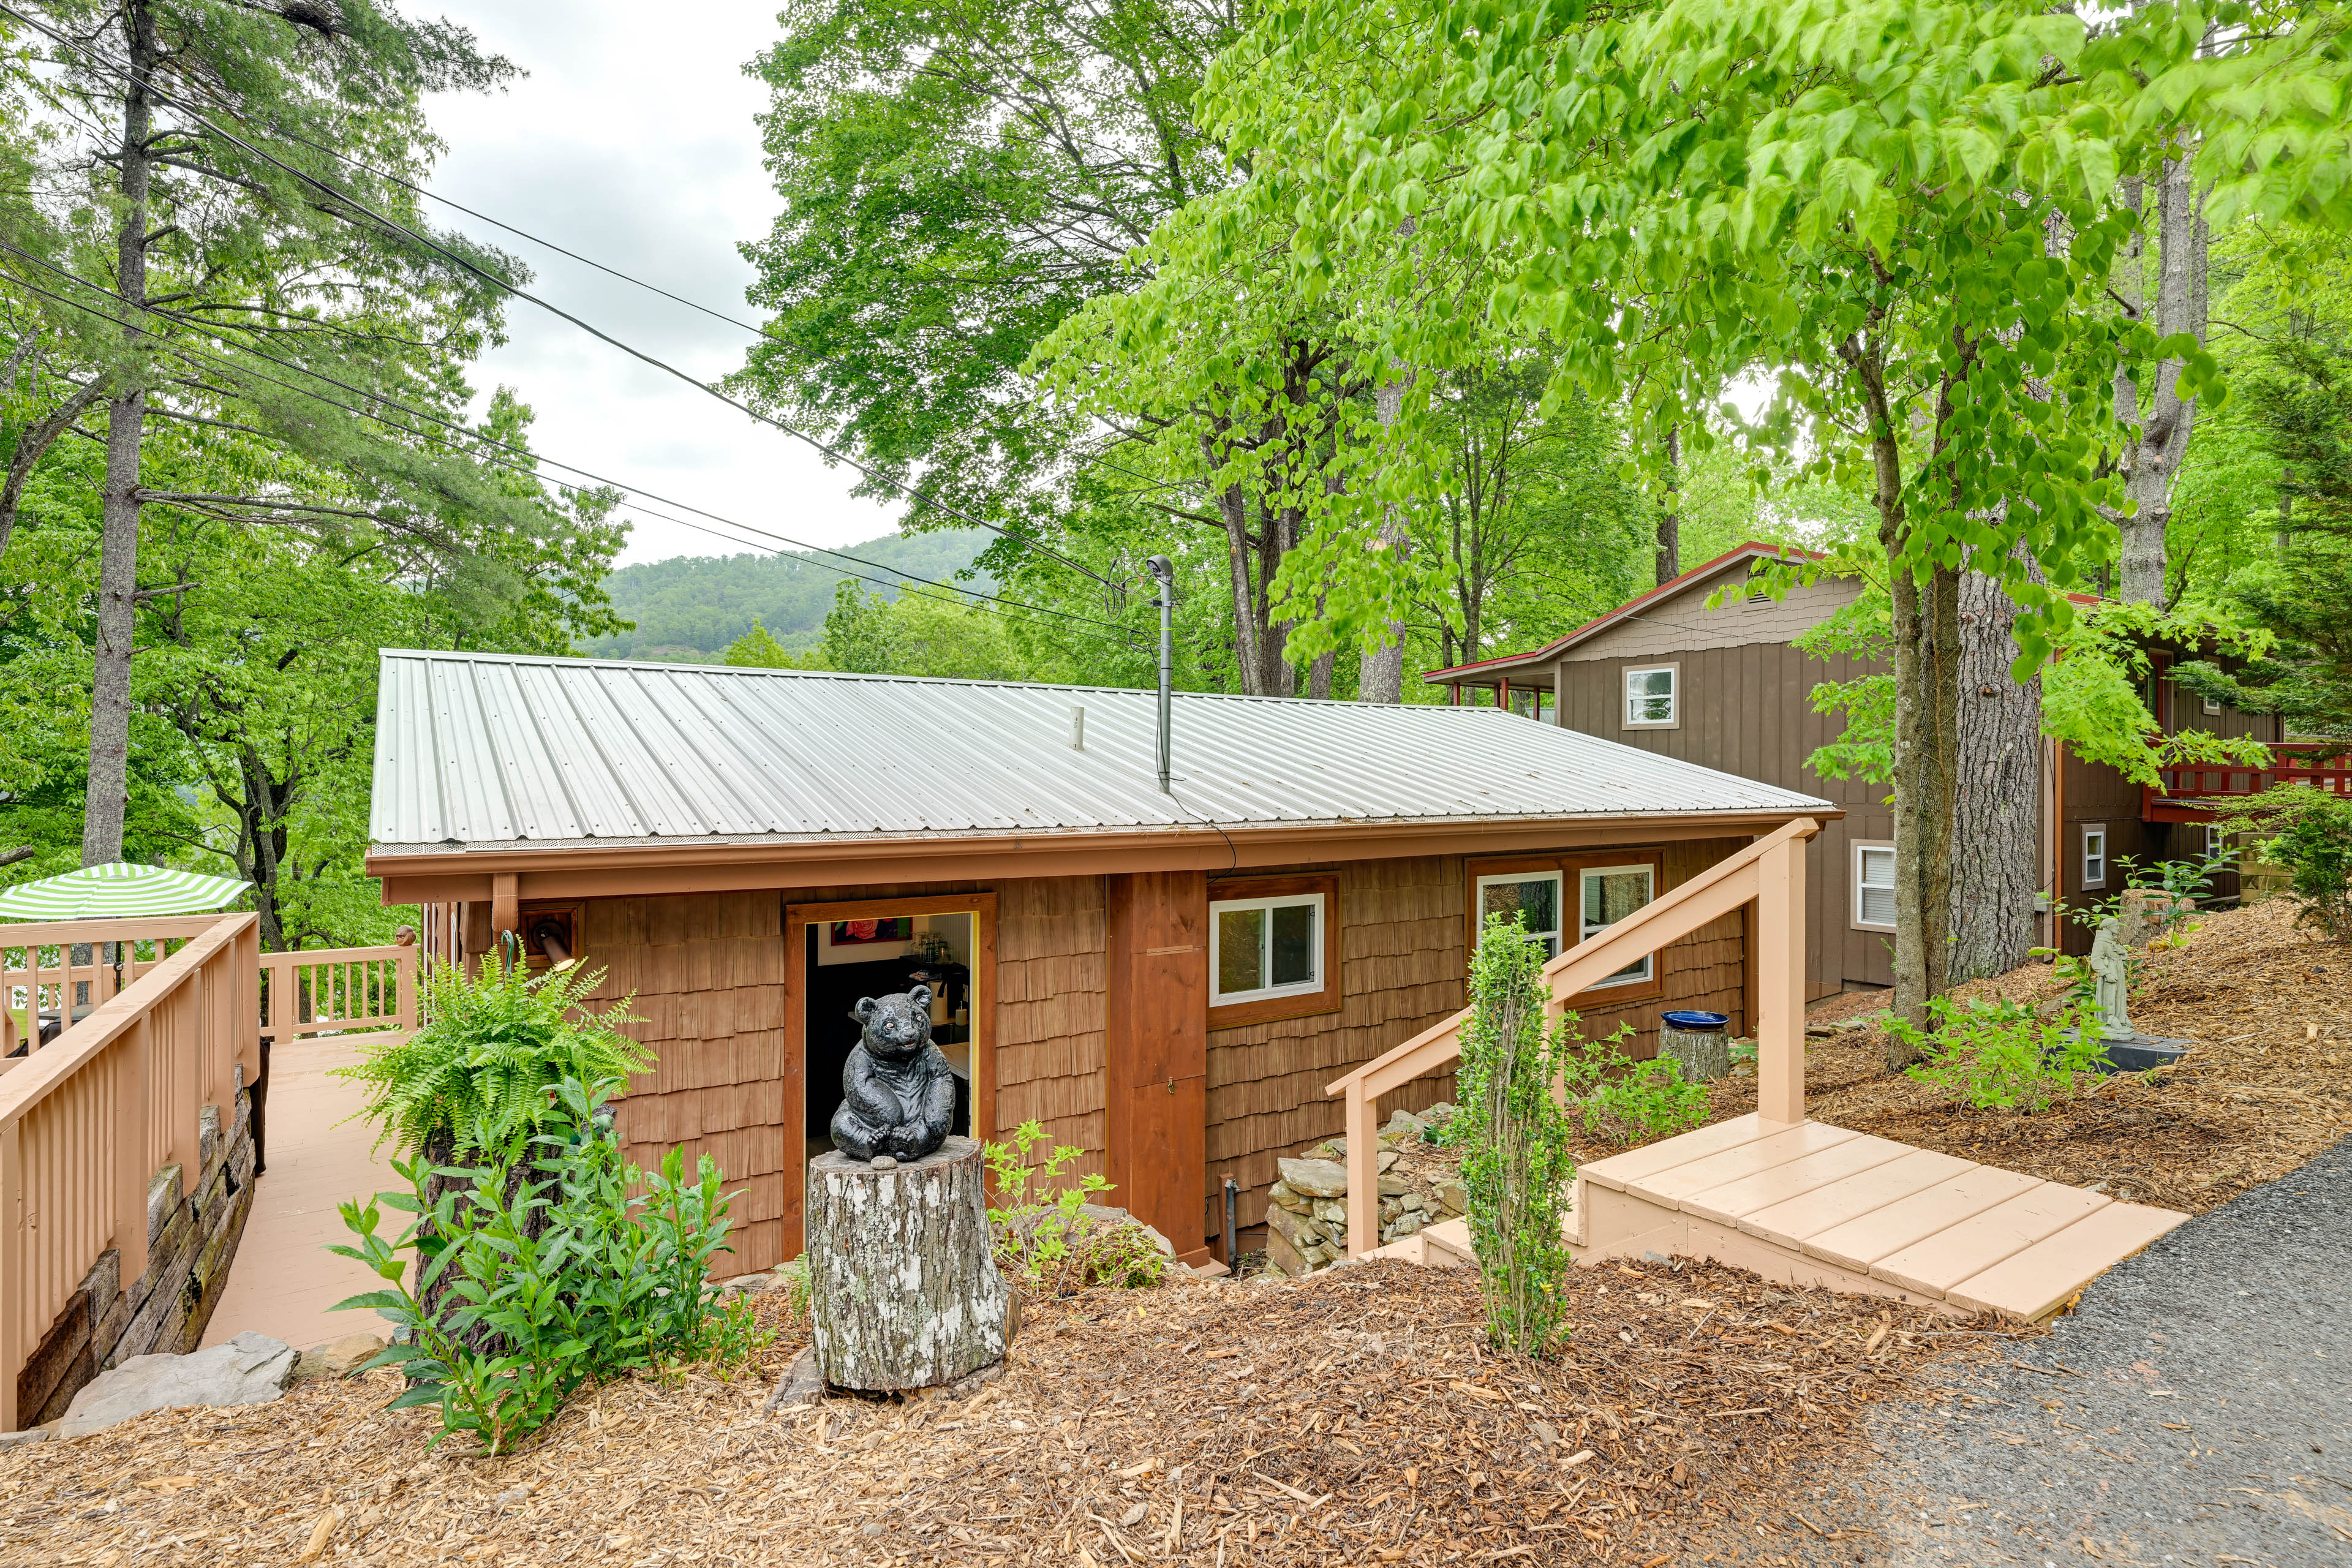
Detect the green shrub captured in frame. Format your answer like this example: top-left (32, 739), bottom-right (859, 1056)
top-left (1892, 997), bottom-right (2108, 1114)
top-left (982, 1119), bottom-right (1166, 1294)
top-left (339, 949), bottom-right (650, 1158)
top-left (1559, 1027), bottom-right (1713, 1142)
top-left (2218, 783), bottom-right (2352, 941)
top-left (332, 1079), bottom-right (756, 1453)
top-left (1457, 912), bottom-right (1579, 1356)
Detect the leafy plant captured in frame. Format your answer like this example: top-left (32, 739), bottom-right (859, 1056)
top-left (1562, 1031), bottom-right (1713, 1144)
top-left (1892, 998), bottom-right (2108, 1114)
top-left (982, 1120), bottom-right (1166, 1294)
top-left (338, 950), bottom-right (649, 1157)
top-left (2216, 784), bottom-right (2352, 941)
top-left (1457, 913), bottom-right (1579, 1357)
top-left (333, 1079), bottom-right (748, 1453)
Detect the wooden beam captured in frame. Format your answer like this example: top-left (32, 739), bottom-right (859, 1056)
top-left (1105, 872), bottom-right (1210, 1262)
top-left (1755, 830), bottom-right (1807, 1125)
top-left (491, 873), bottom-right (519, 957)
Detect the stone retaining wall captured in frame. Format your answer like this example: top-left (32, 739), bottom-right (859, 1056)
top-left (13, 1082), bottom-right (258, 1427)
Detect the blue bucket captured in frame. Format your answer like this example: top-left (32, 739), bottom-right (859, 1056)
top-left (1661, 1009), bottom-right (1730, 1031)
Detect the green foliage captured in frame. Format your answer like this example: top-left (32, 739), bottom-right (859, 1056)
top-left (1457, 913), bottom-right (1578, 1357)
top-left (339, 950), bottom-right (650, 1158)
top-left (723, 620), bottom-right (816, 670)
top-left (1556, 1028), bottom-right (1712, 1145)
top-left (590, 532), bottom-right (993, 661)
top-left (982, 1119), bottom-right (1166, 1294)
top-left (2216, 783), bottom-right (2352, 941)
top-left (331, 1080), bottom-right (754, 1454)
top-left (1893, 998), bottom-right (2108, 1114)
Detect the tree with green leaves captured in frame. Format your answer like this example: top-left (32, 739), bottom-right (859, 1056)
top-left (1168, 0), bottom-right (2352, 1023)
top-left (0, 0), bottom-right (582, 867)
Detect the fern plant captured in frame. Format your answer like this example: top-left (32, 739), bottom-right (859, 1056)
top-left (339, 949), bottom-right (650, 1156)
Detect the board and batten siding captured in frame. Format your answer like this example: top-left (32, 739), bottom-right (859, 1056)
top-left (1204, 840), bottom-right (1751, 1237)
top-left (1553, 641), bottom-right (1891, 997)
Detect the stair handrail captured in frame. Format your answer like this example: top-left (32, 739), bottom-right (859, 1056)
top-left (1324, 816), bottom-right (1820, 1256)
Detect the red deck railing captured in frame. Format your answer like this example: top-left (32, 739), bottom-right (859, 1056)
top-left (2142, 743), bottom-right (2352, 823)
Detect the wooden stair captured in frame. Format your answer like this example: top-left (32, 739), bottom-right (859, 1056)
top-left (1368, 1115), bottom-right (2189, 1323)
top-left (1572, 1115), bottom-right (2186, 1321)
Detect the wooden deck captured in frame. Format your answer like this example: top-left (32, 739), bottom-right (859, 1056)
top-left (200, 1038), bottom-right (401, 1354)
top-left (1564, 1114), bottom-right (2188, 1321)
top-left (1366, 1115), bottom-right (2187, 1322)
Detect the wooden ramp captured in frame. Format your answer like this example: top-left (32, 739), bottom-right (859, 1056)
top-left (1370, 1116), bottom-right (2189, 1323)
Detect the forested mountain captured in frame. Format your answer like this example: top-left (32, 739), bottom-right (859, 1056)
top-left (587, 530), bottom-right (992, 660)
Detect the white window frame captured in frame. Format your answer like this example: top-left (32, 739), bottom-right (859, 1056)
top-left (2081, 824), bottom-right (2109, 890)
top-left (1851, 840), bottom-right (1897, 933)
top-left (1475, 870), bottom-right (1566, 959)
top-left (2201, 693), bottom-right (2222, 715)
top-left (1621, 663), bottom-right (1680, 729)
top-left (1207, 891), bottom-right (1326, 1007)
top-left (1577, 863), bottom-right (1657, 987)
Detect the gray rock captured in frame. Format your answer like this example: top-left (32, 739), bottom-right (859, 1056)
top-left (1266, 1180), bottom-right (1311, 1214)
top-left (1389, 1212), bottom-right (1428, 1240)
top-left (1376, 1148), bottom-right (1401, 1174)
top-left (762, 1346), bottom-right (827, 1411)
top-left (1401, 1191), bottom-right (1428, 1212)
top-left (1436, 1180), bottom-right (1469, 1215)
top-left (1382, 1109), bottom-right (1427, 1138)
top-left (59, 1331), bottom-right (296, 1438)
top-left (1313, 1199), bottom-right (1348, 1227)
top-left (1278, 1158), bottom-right (1348, 1198)
top-left (1379, 1195), bottom-right (1404, 1222)
top-left (0, 1425), bottom-right (50, 1450)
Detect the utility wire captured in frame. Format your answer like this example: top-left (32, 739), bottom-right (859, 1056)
top-left (0, 2), bottom-right (1123, 592)
top-left (0, 250), bottom-right (1151, 646)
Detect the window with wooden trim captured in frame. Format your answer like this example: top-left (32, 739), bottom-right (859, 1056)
top-left (1207, 873), bottom-right (1343, 1027)
top-left (1852, 842), bottom-right (1896, 932)
top-left (2081, 824), bottom-right (2109, 889)
top-left (2201, 693), bottom-right (2222, 715)
top-left (1579, 864), bottom-right (1657, 986)
top-left (1623, 664), bottom-right (1678, 727)
top-left (1475, 870), bottom-right (1564, 959)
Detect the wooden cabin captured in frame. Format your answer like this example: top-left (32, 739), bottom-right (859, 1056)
top-left (366, 650), bottom-right (1836, 1272)
top-left (1425, 543), bottom-right (2291, 996)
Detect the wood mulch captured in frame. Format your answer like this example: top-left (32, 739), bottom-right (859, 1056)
top-left (0, 1261), bottom-right (2010, 1567)
top-left (1662, 897), bottom-right (2352, 1216)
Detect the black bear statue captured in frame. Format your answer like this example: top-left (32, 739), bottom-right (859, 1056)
top-left (831, 984), bottom-right (957, 1163)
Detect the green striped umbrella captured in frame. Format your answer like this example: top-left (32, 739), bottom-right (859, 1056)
top-left (0, 861), bottom-right (251, 921)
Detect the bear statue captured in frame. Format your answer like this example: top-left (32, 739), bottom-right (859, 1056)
top-left (830, 984), bottom-right (957, 1163)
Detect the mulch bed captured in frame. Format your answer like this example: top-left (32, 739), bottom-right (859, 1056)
top-left (1644, 899), bottom-right (2352, 1216)
top-left (0, 1262), bottom-right (2012, 1567)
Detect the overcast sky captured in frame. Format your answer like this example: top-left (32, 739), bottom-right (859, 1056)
top-left (424, 2), bottom-right (899, 567)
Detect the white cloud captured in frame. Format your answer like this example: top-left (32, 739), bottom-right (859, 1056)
top-left (424, 1), bottom-right (902, 566)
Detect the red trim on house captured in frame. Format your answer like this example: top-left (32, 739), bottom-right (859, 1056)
top-left (1423, 540), bottom-right (1827, 684)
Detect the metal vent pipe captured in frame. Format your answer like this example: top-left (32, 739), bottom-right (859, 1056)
top-left (1147, 556), bottom-right (1175, 793)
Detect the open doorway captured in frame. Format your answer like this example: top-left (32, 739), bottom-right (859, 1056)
top-left (801, 910), bottom-right (978, 1167)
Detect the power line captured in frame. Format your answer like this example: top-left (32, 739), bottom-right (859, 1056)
top-left (0, 2), bottom-right (1125, 593)
top-left (0, 249), bottom-right (1151, 647)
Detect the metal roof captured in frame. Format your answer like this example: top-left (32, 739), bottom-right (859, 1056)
top-left (369, 649), bottom-right (1833, 853)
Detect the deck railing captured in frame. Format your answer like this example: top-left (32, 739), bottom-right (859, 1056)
top-left (1325, 817), bottom-right (1820, 1256)
top-left (258, 943), bottom-right (416, 1041)
top-left (2143, 743), bottom-right (2352, 822)
top-left (0, 912), bottom-right (260, 1431)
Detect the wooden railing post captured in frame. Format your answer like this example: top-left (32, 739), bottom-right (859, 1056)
top-left (113, 1020), bottom-right (149, 1289)
top-left (1, 1117), bottom-right (21, 1433)
top-left (1344, 1082), bottom-right (1377, 1254)
top-left (1756, 830), bottom-right (1807, 1125)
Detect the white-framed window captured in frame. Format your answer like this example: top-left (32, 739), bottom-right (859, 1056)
top-left (1210, 891), bottom-right (1324, 1006)
top-left (1578, 864), bottom-right (1656, 986)
top-left (1476, 871), bottom-right (1564, 959)
top-left (1623, 664), bottom-right (1678, 728)
top-left (1853, 841), bottom-right (1897, 931)
top-left (2201, 693), bottom-right (2222, 715)
top-left (2081, 824), bottom-right (2109, 889)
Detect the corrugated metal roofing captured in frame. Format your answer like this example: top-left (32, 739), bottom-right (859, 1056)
top-left (369, 650), bottom-right (1833, 852)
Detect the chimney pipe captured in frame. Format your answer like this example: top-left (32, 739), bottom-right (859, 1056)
top-left (1147, 556), bottom-right (1175, 793)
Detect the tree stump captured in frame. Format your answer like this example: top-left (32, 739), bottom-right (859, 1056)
top-left (805, 1136), bottom-right (1011, 1390)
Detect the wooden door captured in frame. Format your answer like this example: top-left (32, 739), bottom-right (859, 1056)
top-left (1104, 870), bottom-right (1211, 1263)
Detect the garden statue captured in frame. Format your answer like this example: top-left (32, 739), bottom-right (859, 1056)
top-left (831, 984), bottom-right (957, 1164)
top-left (2087, 916), bottom-right (2135, 1042)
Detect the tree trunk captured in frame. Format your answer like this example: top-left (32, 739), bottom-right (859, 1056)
top-left (804, 1137), bottom-right (1011, 1390)
top-left (1357, 363), bottom-right (1411, 703)
top-left (1949, 565), bottom-right (2045, 981)
top-left (84, 2), bottom-right (157, 868)
top-left (2116, 155), bottom-right (2206, 608)
top-left (1656, 424), bottom-right (1682, 586)
top-left (1887, 551), bottom-right (1962, 1056)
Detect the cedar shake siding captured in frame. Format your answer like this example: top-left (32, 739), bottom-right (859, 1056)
top-left (1204, 840), bottom-right (1751, 1237)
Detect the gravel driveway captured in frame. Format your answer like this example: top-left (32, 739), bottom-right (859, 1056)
top-left (1849, 1133), bottom-right (2352, 1568)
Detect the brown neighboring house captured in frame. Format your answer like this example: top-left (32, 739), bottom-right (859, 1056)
top-left (1426, 543), bottom-right (2288, 997)
top-left (366, 650), bottom-right (1836, 1271)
